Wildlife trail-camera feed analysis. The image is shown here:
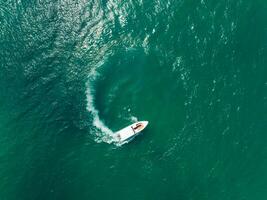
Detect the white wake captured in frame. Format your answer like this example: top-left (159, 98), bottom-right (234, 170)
top-left (86, 68), bottom-right (116, 144)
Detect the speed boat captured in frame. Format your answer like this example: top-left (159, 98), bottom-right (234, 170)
top-left (114, 121), bottom-right (149, 144)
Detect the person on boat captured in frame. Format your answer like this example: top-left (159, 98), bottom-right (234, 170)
top-left (134, 123), bottom-right (143, 130)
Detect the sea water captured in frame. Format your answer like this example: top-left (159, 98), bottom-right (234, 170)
top-left (1, 0), bottom-right (267, 199)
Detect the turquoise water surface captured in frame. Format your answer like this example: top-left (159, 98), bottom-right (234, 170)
top-left (1, 0), bottom-right (267, 199)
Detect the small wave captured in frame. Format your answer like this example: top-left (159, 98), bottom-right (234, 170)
top-left (130, 116), bottom-right (138, 122)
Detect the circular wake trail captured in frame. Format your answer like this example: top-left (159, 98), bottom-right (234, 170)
top-left (86, 70), bottom-right (116, 144)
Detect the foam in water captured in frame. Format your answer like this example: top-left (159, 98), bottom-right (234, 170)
top-left (130, 116), bottom-right (138, 122)
top-left (86, 68), bottom-right (116, 144)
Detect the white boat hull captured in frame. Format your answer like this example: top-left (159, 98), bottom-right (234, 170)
top-left (114, 121), bottom-right (148, 144)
